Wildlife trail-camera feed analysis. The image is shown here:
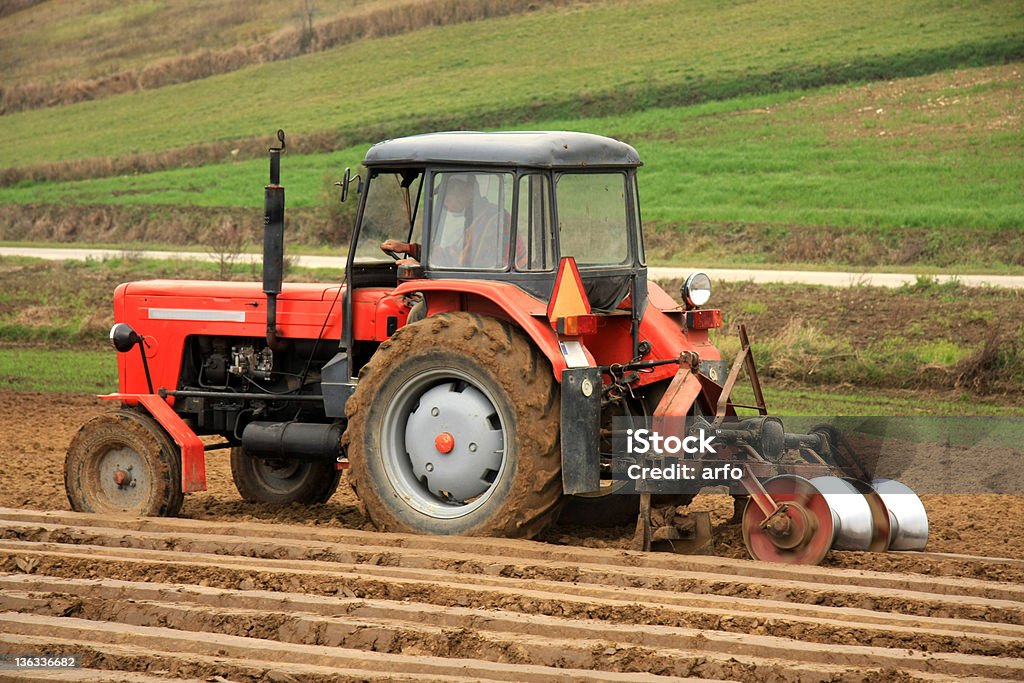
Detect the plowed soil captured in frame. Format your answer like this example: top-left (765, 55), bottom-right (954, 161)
top-left (1, 391), bottom-right (1023, 681)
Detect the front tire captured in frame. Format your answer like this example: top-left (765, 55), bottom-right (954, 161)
top-left (65, 409), bottom-right (184, 517)
top-left (344, 312), bottom-right (562, 537)
top-left (230, 447), bottom-right (340, 505)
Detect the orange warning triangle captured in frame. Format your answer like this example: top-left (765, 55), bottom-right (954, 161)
top-left (547, 256), bottom-right (591, 322)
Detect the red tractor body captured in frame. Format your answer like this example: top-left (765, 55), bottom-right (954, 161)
top-left (67, 130), bottom-right (928, 564)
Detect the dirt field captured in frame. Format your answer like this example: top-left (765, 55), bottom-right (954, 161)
top-left (2, 392), bottom-right (1023, 681)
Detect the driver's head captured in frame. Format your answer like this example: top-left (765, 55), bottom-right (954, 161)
top-left (442, 174), bottom-right (475, 213)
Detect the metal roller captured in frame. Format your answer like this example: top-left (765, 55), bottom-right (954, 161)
top-left (742, 475), bottom-right (835, 565)
top-left (808, 476), bottom-right (874, 551)
top-left (844, 477), bottom-right (892, 553)
top-left (870, 479), bottom-right (929, 551)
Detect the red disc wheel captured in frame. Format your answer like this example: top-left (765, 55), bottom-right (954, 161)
top-left (742, 475), bottom-right (835, 565)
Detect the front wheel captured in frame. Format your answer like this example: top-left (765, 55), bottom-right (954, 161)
top-left (65, 409), bottom-right (184, 517)
top-left (344, 313), bottom-right (562, 537)
top-left (230, 447), bottom-right (340, 505)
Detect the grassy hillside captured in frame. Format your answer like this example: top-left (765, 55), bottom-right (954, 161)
top-left (1, 0), bottom-right (1020, 270)
top-left (0, 0), bottom-right (575, 115)
top-left (2, 0), bottom-right (1021, 176)
top-left (6, 65), bottom-right (1018, 221)
top-left (0, 0), bottom-right (377, 87)
top-left (3, 64), bottom-right (1020, 268)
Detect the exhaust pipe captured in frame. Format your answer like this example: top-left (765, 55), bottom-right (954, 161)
top-left (263, 129), bottom-right (286, 350)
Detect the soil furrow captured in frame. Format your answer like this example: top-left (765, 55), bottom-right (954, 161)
top-left (3, 521), bottom-right (1023, 605)
top-left (0, 632), bottom-right (553, 683)
top-left (0, 613), bottom-right (741, 682)
top-left (4, 507), bottom-right (1022, 585)
top-left (4, 535), bottom-right (1023, 627)
top-left (6, 580), bottom-right (1024, 663)
top-left (5, 609), bottom-right (1020, 682)
top-left (4, 543), bottom-right (1024, 637)
top-left (0, 594), bottom-right (893, 682)
top-left (3, 573), bottom-right (1023, 657)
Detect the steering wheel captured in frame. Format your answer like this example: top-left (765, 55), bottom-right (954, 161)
top-left (379, 240), bottom-right (403, 260)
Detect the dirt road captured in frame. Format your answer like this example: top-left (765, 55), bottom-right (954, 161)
top-left (1, 393), bottom-right (1023, 681)
top-left (3, 246), bottom-right (1024, 289)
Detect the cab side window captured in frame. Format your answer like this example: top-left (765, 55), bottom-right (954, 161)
top-left (516, 173), bottom-right (554, 271)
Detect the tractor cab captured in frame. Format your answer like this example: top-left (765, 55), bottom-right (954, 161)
top-left (348, 131), bottom-right (647, 312)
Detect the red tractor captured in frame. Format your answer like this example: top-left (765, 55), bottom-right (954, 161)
top-left (66, 130), bottom-right (927, 564)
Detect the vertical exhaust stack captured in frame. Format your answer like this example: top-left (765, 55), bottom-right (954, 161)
top-left (264, 129), bottom-right (286, 350)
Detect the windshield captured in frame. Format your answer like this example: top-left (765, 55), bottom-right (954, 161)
top-left (353, 171), bottom-right (423, 264)
top-left (555, 172), bottom-right (631, 266)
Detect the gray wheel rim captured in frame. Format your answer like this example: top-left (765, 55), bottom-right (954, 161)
top-left (95, 446), bottom-right (149, 510)
top-left (250, 458), bottom-right (311, 496)
top-left (380, 367), bottom-right (507, 519)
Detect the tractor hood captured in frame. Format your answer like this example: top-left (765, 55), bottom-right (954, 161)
top-left (121, 280), bottom-right (341, 301)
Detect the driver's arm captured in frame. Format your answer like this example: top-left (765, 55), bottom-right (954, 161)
top-left (380, 239), bottom-right (421, 261)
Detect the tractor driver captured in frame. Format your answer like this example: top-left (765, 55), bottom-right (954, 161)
top-left (381, 173), bottom-right (522, 269)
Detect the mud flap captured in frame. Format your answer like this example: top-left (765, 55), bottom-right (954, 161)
top-left (560, 367), bottom-right (601, 495)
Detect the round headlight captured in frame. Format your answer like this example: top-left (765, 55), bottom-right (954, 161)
top-left (109, 323), bottom-right (142, 353)
top-left (681, 272), bottom-right (712, 308)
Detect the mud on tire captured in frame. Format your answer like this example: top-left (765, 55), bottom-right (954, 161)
top-left (65, 409), bottom-right (184, 517)
top-left (344, 312), bottom-right (562, 538)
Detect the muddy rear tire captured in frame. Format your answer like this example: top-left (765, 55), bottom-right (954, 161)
top-left (344, 312), bottom-right (562, 538)
top-left (230, 447), bottom-right (340, 505)
top-left (65, 409), bottom-right (184, 517)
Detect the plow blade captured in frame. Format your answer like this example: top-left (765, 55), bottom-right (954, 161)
top-left (651, 511), bottom-right (715, 556)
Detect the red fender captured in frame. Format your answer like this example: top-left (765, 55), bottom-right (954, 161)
top-left (392, 279), bottom-right (596, 379)
top-left (100, 393), bottom-right (207, 494)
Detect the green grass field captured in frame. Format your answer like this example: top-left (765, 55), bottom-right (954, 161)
top-left (4, 65), bottom-right (1019, 238)
top-left (0, 256), bottom-right (1020, 403)
top-left (2, 0), bottom-right (1021, 271)
top-left (0, 348), bottom-right (116, 394)
top-left (748, 385), bottom-right (1023, 418)
top-left (2, 0), bottom-right (1021, 171)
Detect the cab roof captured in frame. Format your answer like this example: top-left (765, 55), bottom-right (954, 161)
top-left (363, 131), bottom-right (641, 169)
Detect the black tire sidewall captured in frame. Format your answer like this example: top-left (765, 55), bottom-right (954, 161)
top-left (230, 446), bottom-right (340, 505)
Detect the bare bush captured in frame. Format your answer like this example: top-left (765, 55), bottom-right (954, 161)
top-left (954, 329), bottom-right (1022, 395)
top-left (207, 218), bottom-right (251, 280)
